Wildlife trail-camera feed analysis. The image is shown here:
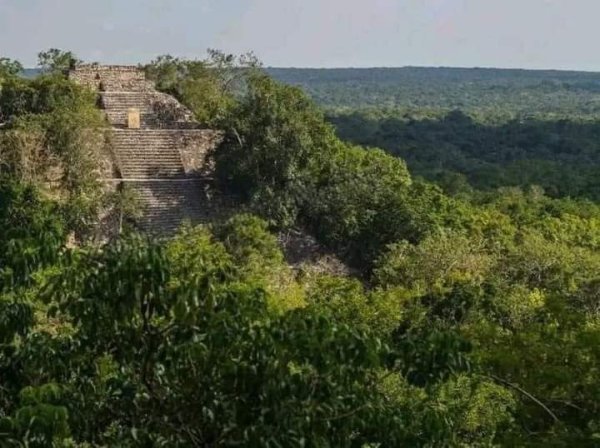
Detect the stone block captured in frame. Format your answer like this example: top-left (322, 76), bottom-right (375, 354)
top-left (127, 108), bottom-right (141, 129)
top-left (68, 65), bottom-right (151, 92)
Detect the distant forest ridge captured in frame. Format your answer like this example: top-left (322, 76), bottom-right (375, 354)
top-left (268, 66), bottom-right (600, 83)
top-left (20, 68), bottom-right (41, 78)
top-left (267, 66), bottom-right (600, 114)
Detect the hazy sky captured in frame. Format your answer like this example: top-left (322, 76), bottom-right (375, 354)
top-left (1, 0), bottom-right (599, 70)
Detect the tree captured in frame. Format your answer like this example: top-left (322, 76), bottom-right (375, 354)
top-left (0, 181), bottom-right (66, 291)
top-left (0, 73), bottom-right (109, 235)
top-left (146, 49), bottom-right (261, 126)
top-left (0, 58), bottom-right (23, 80)
top-left (215, 73), bottom-right (342, 228)
top-left (37, 49), bottom-right (80, 74)
top-left (374, 229), bottom-right (494, 294)
top-left (0, 232), bottom-right (408, 446)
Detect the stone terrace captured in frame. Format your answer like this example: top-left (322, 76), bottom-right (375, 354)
top-left (69, 65), bottom-right (225, 234)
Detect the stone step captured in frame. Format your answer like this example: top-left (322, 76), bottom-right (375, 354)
top-left (104, 106), bottom-right (155, 113)
top-left (101, 91), bottom-right (157, 102)
top-left (104, 112), bottom-right (159, 127)
top-left (111, 137), bottom-right (182, 141)
top-left (110, 130), bottom-right (187, 179)
top-left (100, 91), bottom-right (196, 130)
top-left (104, 101), bottom-right (153, 106)
top-left (101, 92), bottom-right (163, 127)
top-left (112, 141), bottom-right (182, 145)
top-left (118, 162), bottom-right (182, 166)
top-left (105, 109), bottom-right (153, 114)
top-left (113, 149), bottom-right (182, 154)
top-left (111, 129), bottom-right (210, 135)
top-left (121, 180), bottom-right (223, 234)
top-left (112, 150), bottom-right (182, 157)
top-left (105, 112), bottom-right (157, 118)
top-left (117, 157), bottom-right (182, 162)
top-left (113, 152), bottom-right (180, 156)
top-left (99, 78), bottom-right (155, 91)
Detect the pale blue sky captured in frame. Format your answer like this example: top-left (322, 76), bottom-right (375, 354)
top-left (1, 0), bottom-right (599, 70)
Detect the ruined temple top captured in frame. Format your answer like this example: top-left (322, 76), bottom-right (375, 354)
top-left (69, 65), bottom-right (154, 92)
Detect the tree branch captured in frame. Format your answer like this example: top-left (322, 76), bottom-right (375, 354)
top-left (485, 374), bottom-right (560, 423)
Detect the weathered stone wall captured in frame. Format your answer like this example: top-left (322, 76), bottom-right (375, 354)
top-left (69, 65), bottom-right (153, 91)
top-left (151, 93), bottom-right (197, 127)
top-left (174, 130), bottom-right (224, 176)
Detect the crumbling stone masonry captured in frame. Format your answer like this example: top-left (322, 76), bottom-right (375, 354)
top-left (69, 65), bottom-right (152, 91)
top-left (69, 65), bottom-right (225, 234)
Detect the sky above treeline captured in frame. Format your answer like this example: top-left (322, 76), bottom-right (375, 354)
top-left (1, 0), bottom-right (599, 70)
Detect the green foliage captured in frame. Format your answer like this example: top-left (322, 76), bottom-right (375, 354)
top-left (375, 230), bottom-right (494, 294)
top-left (37, 48), bottom-right (80, 74)
top-left (104, 183), bottom-right (144, 234)
top-left (0, 293), bottom-right (34, 343)
top-left (0, 70), bottom-right (109, 236)
top-left (330, 108), bottom-right (600, 202)
top-left (0, 58), bottom-right (23, 86)
top-left (307, 144), bottom-right (411, 263)
top-left (271, 67), bottom-right (600, 201)
top-left (2, 384), bottom-right (71, 447)
top-left (216, 73), bottom-right (342, 228)
top-left (270, 66), bottom-right (600, 115)
top-left (214, 214), bottom-right (306, 313)
top-left (0, 182), bottom-right (66, 290)
top-left (0, 72), bottom-right (98, 121)
top-left (0, 231), bottom-right (408, 446)
top-left (215, 213), bottom-right (284, 271)
top-left (165, 224), bottom-right (234, 294)
top-left (215, 73), bottom-right (470, 269)
top-left (435, 374), bottom-right (516, 446)
top-left (305, 275), bottom-right (403, 337)
top-left (146, 49), bottom-right (260, 126)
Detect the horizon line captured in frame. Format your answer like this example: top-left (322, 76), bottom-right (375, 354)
top-left (20, 64), bottom-right (600, 75)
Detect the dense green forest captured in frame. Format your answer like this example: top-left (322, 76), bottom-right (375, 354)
top-left (268, 67), bottom-right (600, 114)
top-left (0, 53), bottom-right (599, 446)
top-left (270, 67), bottom-right (600, 201)
top-left (328, 109), bottom-right (600, 200)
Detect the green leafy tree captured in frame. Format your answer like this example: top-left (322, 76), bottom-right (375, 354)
top-left (0, 182), bottom-right (66, 291)
top-left (37, 49), bottom-right (80, 74)
top-left (0, 72), bottom-right (109, 235)
top-left (146, 49), bottom-right (260, 126)
top-left (216, 73), bottom-right (342, 228)
top-left (0, 58), bottom-right (23, 92)
top-left (28, 234), bottom-right (406, 446)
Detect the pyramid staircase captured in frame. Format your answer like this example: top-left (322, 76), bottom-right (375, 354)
top-left (70, 65), bottom-right (224, 235)
top-left (109, 129), bottom-right (220, 233)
